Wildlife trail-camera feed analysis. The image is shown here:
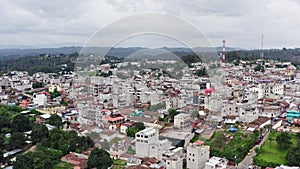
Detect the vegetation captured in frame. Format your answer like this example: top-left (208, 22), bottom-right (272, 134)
top-left (14, 128), bottom-right (94, 168)
top-left (50, 88), bottom-right (61, 99)
top-left (126, 122), bottom-right (145, 137)
top-left (49, 114), bottom-right (63, 128)
top-left (254, 132), bottom-right (300, 167)
top-left (13, 148), bottom-right (63, 169)
top-left (148, 102), bottom-right (166, 111)
top-left (31, 123), bottom-right (49, 144)
top-left (0, 53), bottom-right (78, 75)
top-left (205, 130), bottom-right (259, 163)
top-left (32, 82), bottom-right (44, 89)
top-left (194, 67), bottom-right (208, 77)
top-left (254, 64), bottom-right (265, 72)
top-left (53, 161), bottom-right (75, 169)
top-left (113, 159), bottom-right (126, 169)
top-left (168, 108), bottom-right (179, 119)
top-left (87, 148), bottom-right (113, 169)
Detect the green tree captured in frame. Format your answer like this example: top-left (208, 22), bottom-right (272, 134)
top-left (9, 132), bottom-right (26, 150)
top-left (11, 114), bottom-right (31, 132)
top-left (134, 122), bottom-right (145, 131)
top-left (126, 122), bottom-right (145, 137)
top-left (276, 132), bottom-right (292, 149)
top-left (0, 115), bottom-right (10, 128)
top-left (88, 148), bottom-right (113, 169)
top-left (32, 82), bottom-right (44, 89)
top-left (50, 88), bottom-right (61, 99)
top-left (286, 142), bottom-right (300, 166)
top-left (0, 150), bottom-right (3, 163)
top-left (13, 153), bottom-right (34, 169)
top-left (49, 114), bottom-right (63, 128)
top-left (41, 159), bottom-right (53, 169)
top-left (254, 64), bottom-right (265, 72)
top-left (31, 123), bottom-right (49, 144)
top-left (168, 108), bottom-right (179, 119)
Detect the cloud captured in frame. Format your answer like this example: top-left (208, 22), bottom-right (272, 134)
top-left (0, 0), bottom-right (299, 49)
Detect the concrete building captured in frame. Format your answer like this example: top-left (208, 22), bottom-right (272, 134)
top-left (162, 147), bottom-right (184, 169)
top-left (174, 113), bottom-right (191, 129)
top-left (135, 127), bottom-right (171, 160)
top-left (33, 93), bottom-right (47, 106)
top-left (204, 156), bottom-right (228, 169)
top-left (186, 142), bottom-right (210, 169)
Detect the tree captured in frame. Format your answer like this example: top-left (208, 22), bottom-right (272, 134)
top-left (41, 159), bottom-right (53, 169)
top-left (49, 114), bottom-right (63, 128)
top-left (32, 82), bottom-right (44, 89)
top-left (276, 132), bottom-right (292, 149)
top-left (50, 88), bottom-right (61, 99)
top-left (11, 114), bottom-right (31, 132)
top-left (9, 132), bottom-right (26, 150)
top-left (0, 115), bottom-right (10, 128)
top-left (0, 150), bottom-right (3, 163)
top-left (31, 123), bottom-right (49, 144)
top-left (254, 64), bottom-right (265, 72)
top-left (286, 143), bottom-right (300, 166)
top-left (88, 148), bottom-right (113, 169)
top-left (168, 108), bottom-right (179, 119)
top-left (134, 122), bottom-right (145, 131)
top-left (126, 122), bottom-right (145, 137)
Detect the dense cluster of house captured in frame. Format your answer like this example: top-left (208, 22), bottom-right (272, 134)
top-left (0, 58), bottom-right (299, 169)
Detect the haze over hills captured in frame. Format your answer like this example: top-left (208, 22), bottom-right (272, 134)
top-left (0, 46), bottom-right (239, 59)
top-left (0, 46), bottom-right (299, 65)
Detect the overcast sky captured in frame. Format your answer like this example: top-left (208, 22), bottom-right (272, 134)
top-left (1, 0), bottom-right (300, 49)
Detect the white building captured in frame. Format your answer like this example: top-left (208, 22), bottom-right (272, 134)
top-left (33, 93), bottom-right (47, 106)
top-left (162, 147), bottom-right (184, 169)
top-left (204, 156), bottom-right (228, 169)
top-left (174, 113), bottom-right (190, 129)
top-left (186, 143), bottom-right (210, 169)
top-left (135, 127), bottom-right (171, 160)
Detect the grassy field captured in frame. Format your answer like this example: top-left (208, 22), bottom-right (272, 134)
top-left (112, 159), bottom-right (126, 169)
top-left (53, 161), bottom-right (75, 169)
top-left (254, 132), bottom-right (300, 166)
top-left (205, 130), bottom-right (258, 163)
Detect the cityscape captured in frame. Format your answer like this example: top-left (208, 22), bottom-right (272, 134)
top-left (0, 1), bottom-right (300, 169)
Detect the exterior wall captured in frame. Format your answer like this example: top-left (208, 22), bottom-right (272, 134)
top-left (186, 144), bottom-right (210, 169)
top-left (174, 113), bottom-right (190, 128)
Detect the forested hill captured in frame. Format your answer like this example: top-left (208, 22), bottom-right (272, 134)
top-left (226, 48), bottom-right (300, 65)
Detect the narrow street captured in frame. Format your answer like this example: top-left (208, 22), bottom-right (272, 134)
top-left (237, 131), bottom-right (270, 169)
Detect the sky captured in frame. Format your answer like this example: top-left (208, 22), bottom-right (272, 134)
top-left (1, 0), bottom-right (300, 49)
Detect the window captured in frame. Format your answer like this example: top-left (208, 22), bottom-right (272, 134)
top-left (145, 136), bottom-right (148, 138)
top-left (137, 134), bottom-right (140, 137)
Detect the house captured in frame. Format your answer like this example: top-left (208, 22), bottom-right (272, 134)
top-left (120, 121), bottom-right (135, 134)
top-left (33, 93), bottom-right (47, 106)
top-left (100, 130), bottom-right (118, 142)
top-left (224, 115), bottom-right (239, 124)
top-left (162, 147), bottom-right (184, 169)
top-left (186, 142), bottom-right (210, 169)
top-left (174, 113), bottom-right (191, 129)
top-left (249, 117), bottom-right (271, 130)
top-left (287, 110), bottom-right (300, 122)
top-left (61, 152), bottom-right (88, 169)
top-left (109, 140), bottom-right (129, 159)
top-left (135, 127), bottom-right (171, 160)
top-left (204, 156), bottom-right (228, 169)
